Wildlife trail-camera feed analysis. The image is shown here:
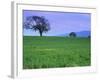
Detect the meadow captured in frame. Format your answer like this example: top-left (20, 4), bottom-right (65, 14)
top-left (23, 36), bottom-right (91, 69)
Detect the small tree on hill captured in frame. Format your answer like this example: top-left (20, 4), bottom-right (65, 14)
top-left (69, 32), bottom-right (77, 38)
top-left (88, 35), bottom-right (91, 38)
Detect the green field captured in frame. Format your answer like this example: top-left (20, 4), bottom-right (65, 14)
top-left (23, 36), bottom-right (91, 69)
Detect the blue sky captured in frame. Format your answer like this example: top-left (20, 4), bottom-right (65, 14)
top-left (23, 10), bottom-right (91, 36)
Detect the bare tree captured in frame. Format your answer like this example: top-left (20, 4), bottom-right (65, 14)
top-left (24, 16), bottom-right (50, 37)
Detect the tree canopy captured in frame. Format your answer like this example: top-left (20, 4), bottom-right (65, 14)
top-left (69, 32), bottom-right (77, 37)
top-left (24, 16), bottom-right (50, 37)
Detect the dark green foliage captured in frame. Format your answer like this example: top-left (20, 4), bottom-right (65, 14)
top-left (69, 32), bottom-right (77, 37)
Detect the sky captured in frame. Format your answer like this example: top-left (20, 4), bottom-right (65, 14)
top-left (23, 10), bottom-right (91, 36)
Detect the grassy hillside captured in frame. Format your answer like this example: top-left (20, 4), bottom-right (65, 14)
top-left (23, 36), bottom-right (91, 69)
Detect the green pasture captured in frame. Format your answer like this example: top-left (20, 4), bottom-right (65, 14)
top-left (23, 36), bottom-right (91, 69)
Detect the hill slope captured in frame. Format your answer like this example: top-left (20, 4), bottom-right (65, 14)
top-left (58, 31), bottom-right (90, 37)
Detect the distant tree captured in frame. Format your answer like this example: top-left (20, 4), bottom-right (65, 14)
top-left (88, 35), bottom-right (91, 38)
top-left (24, 16), bottom-right (50, 37)
top-left (69, 32), bottom-right (77, 37)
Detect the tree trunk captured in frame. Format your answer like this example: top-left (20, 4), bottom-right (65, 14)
top-left (39, 30), bottom-right (42, 37)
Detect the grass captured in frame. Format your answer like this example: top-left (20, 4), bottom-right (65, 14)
top-left (23, 36), bottom-right (91, 69)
